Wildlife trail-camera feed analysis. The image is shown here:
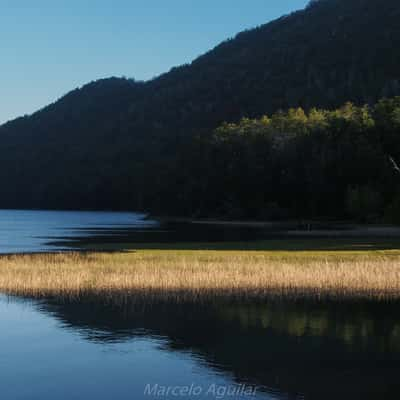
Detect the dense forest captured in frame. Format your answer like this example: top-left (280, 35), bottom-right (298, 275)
top-left (0, 0), bottom-right (399, 221)
top-left (159, 98), bottom-right (400, 222)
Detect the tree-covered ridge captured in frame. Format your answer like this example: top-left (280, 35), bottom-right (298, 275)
top-left (161, 98), bottom-right (400, 222)
top-left (0, 0), bottom-right (399, 216)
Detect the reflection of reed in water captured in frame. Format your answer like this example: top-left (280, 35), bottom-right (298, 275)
top-left (1, 251), bottom-right (400, 301)
top-left (26, 295), bottom-right (400, 400)
top-left (217, 302), bottom-right (400, 352)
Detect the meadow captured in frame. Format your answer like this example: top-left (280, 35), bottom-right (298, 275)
top-left (1, 244), bottom-right (400, 302)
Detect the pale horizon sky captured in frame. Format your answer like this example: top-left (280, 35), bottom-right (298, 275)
top-left (0, 0), bottom-right (308, 124)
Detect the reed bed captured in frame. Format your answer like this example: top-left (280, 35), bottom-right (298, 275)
top-left (0, 250), bottom-right (399, 301)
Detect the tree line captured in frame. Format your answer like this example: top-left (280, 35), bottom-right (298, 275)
top-left (151, 98), bottom-right (400, 223)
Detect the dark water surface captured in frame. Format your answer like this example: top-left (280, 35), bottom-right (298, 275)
top-left (0, 209), bottom-right (272, 254)
top-left (0, 295), bottom-right (399, 400)
top-left (0, 209), bottom-right (294, 254)
top-left (0, 210), bottom-right (158, 253)
top-left (2, 209), bottom-right (400, 254)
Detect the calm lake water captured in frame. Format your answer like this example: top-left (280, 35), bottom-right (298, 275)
top-left (2, 209), bottom-right (399, 254)
top-left (1, 210), bottom-right (399, 399)
top-left (0, 209), bottom-right (274, 254)
top-left (1, 295), bottom-right (399, 399)
top-left (0, 209), bottom-right (158, 253)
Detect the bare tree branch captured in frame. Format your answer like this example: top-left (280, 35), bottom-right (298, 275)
top-left (389, 156), bottom-right (400, 174)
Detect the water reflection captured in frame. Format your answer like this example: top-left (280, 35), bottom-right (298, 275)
top-left (26, 297), bottom-right (400, 399)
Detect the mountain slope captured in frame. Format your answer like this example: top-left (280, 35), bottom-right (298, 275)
top-left (0, 0), bottom-right (399, 212)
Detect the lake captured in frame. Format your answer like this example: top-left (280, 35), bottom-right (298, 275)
top-left (1, 210), bottom-right (399, 399)
top-left (0, 209), bottom-right (158, 254)
top-left (0, 209), bottom-right (292, 254)
top-left (1, 295), bottom-right (399, 399)
top-left (2, 209), bottom-right (400, 254)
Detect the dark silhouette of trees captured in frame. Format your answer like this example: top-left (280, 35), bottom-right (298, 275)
top-left (153, 99), bottom-right (398, 222)
top-left (0, 0), bottom-right (399, 222)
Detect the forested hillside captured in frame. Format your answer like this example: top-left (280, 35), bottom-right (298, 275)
top-left (0, 0), bottom-right (399, 220)
top-left (164, 98), bottom-right (400, 221)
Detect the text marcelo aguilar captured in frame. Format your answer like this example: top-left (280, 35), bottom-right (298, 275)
top-left (144, 383), bottom-right (258, 399)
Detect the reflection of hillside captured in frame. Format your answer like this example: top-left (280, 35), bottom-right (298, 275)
top-left (35, 297), bottom-right (400, 400)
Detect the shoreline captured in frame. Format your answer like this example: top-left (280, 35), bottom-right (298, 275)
top-left (4, 234), bottom-right (400, 256)
top-left (155, 216), bottom-right (400, 235)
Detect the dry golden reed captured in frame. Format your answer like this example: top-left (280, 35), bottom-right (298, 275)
top-left (0, 250), bottom-right (399, 301)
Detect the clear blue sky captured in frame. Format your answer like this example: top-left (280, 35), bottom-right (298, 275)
top-left (0, 0), bottom-right (308, 124)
